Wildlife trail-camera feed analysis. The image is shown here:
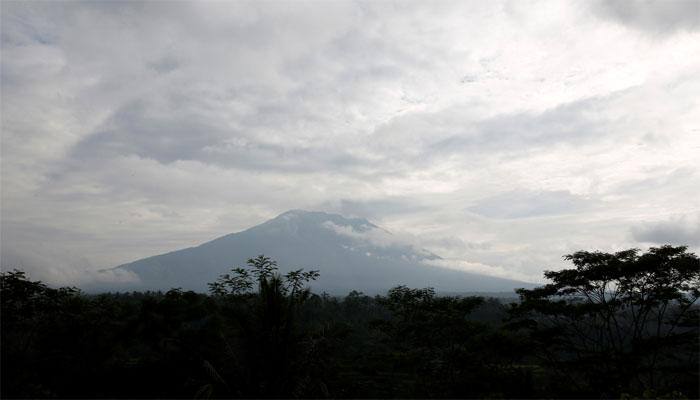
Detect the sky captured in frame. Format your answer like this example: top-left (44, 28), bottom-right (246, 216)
top-left (1, 0), bottom-right (699, 286)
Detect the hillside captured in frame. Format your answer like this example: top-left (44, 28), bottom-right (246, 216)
top-left (104, 210), bottom-right (532, 294)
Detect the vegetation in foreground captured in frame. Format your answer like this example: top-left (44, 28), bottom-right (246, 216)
top-left (1, 246), bottom-right (698, 398)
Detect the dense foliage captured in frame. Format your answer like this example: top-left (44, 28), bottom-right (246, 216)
top-left (2, 247), bottom-right (698, 398)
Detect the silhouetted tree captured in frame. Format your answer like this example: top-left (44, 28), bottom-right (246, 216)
top-left (510, 245), bottom-right (700, 398)
top-left (205, 255), bottom-right (322, 397)
top-left (2, 246), bottom-right (697, 399)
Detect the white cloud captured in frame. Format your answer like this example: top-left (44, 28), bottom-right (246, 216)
top-left (322, 220), bottom-right (423, 250)
top-left (0, 244), bottom-right (140, 287)
top-left (424, 258), bottom-right (535, 283)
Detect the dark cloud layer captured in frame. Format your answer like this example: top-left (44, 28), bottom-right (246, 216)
top-left (592, 0), bottom-right (699, 35)
top-left (632, 216), bottom-right (700, 246)
top-left (467, 190), bottom-right (592, 219)
top-left (429, 96), bottom-right (610, 157)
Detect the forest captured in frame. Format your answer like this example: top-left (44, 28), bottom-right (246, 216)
top-left (1, 245), bottom-right (698, 399)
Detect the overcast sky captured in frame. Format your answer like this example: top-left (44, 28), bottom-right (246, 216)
top-left (2, 0), bottom-right (699, 286)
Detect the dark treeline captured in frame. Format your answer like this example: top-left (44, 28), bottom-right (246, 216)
top-left (2, 246), bottom-right (698, 399)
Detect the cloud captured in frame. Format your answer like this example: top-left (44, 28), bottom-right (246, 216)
top-left (322, 221), bottom-right (418, 250)
top-left (427, 97), bottom-right (610, 157)
top-left (591, 0), bottom-right (700, 35)
top-left (1, 1), bottom-right (699, 287)
top-left (467, 190), bottom-right (593, 219)
top-left (424, 258), bottom-right (534, 283)
top-left (0, 245), bottom-right (140, 288)
top-left (322, 219), bottom-right (539, 282)
top-left (632, 215), bottom-right (700, 246)
top-left (319, 198), bottom-right (430, 220)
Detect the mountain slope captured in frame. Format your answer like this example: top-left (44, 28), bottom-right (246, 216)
top-left (104, 210), bottom-right (532, 294)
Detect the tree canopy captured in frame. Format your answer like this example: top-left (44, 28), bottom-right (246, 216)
top-left (511, 245), bottom-right (700, 398)
top-left (1, 248), bottom-right (698, 398)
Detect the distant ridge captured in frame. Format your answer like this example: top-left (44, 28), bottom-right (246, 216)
top-left (99, 210), bottom-right (534, 294)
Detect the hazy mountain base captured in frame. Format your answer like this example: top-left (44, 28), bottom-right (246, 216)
top-left (97, 210), bottom-right (533, 294)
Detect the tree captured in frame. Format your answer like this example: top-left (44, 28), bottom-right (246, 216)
top-left (1, 270), bottom-right (89, 397)
top-left (510, 245), bottom-right (700, 398)
top-left (206, 255), bottom-right (323, 397)
top-left (207, 255), bottom-right (319, 300)
top-left (372, 286), bottom-right (518, 397)
top-left (207, 267), bottom-right (253, 297)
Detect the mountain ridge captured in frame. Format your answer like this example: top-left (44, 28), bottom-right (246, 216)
top-left (99, 210), bottom-right (533, 294)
